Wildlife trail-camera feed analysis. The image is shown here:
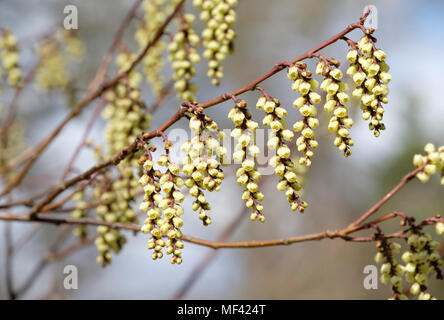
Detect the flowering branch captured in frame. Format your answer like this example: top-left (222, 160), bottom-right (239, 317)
top-left (0, 163), bottom-right (436, 249)
top-left (5, 9), bottom-right (372, 220)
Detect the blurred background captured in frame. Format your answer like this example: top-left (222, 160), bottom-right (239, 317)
top-left (0, 0), bottom-right (443, 299)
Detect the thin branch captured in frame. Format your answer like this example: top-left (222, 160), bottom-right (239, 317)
top-left (147, 80), bottom-right (175, 114)
top-left (12, 223), bottom-right (42, 252)
top-left (59, 98), bottom-right (106, 182)
top-left (46, 236), bottom-right (95, 262)
top-left (0, 145), bottom-right (37, 175)
top-left (0, 211), bottom-right (141, 230)
top-left (0, 209), bottom-right (403, 250)
top-left (180, 213), bottom-right (405, 249)
top-left (41, 171), bottom-right (102, 213)
top-left (14, 226), bottom-right (72, 298)
top-left (350, 162), bottom-right (427, 226)
top-left (0, 188), bottom-right (48, 209)
top-left (197, 23), bottom-right (369, 109)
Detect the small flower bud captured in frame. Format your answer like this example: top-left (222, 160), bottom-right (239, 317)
top-left (436, 222), bottom-right (444, 235)
top-left (242, 159), bottom-right (255, 171)
top-left (373, 49), bottom-right (386, 61)
top-left (329, 68), bottom-right (343, 80)
top-left (374, 252), bottom-right (384, 263)
top-left (277, 146), bottom-right (291, 158)
top-left (292, 96), bottom-right (306, 109)
top-left (264, 100), bottom-right (276, 113)
top-left (256, 96), bottom-right (266, 109)
top-left (293, 120), bottom-right (305, 132)
top-left (323, 100), bottom-right (336, 113)
top-left (309, 92), bottom-right (321, 104)
top-left (281, 129), bottom-right (294, 141)
top-left (346, 50), bottom-right (358, 63)
top-left (410, 283), bottom-right (421, 296)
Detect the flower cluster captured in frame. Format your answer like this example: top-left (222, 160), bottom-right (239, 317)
top-left (181, 106), bottom-right (226, 225)
top-left (102, 52), bottom-right (151, 156)
top-left (374, 216), bottom-right (444, 300)
top-left (401, 228), bottom-right (443, 300)
top-left (0, 26), bottom-right (26, 180)
top-left (139, 148), bottom-right (185, 264)
top-left (346, 31), bottom-right (391, 137)
top-left (193, 0), bottom-right (237, 85)
top-left (0, 120), bottom-right (26, 181)
top-left (35, 29), bottom-right (85, 91)
top-left (62, 30), bottom-right (85, 61)
top-left (228, 99), bottom-right (264, 222)
top-left (35, 39), bottom-right (69, 91)
top-left (413, 143), bottom-right (444, 185)
top-left (287, 62), bottom-right (321, 165)
top-left (71, 191), bottom-right (88, 239)
top-left (291, 156), bottom-right (308, 196)
top-left (0, 28), bottom-right (21, 87)
top-left (168, 13), bottom-right (200, 101)
top-left (316, 60), bottom-right (354, 156)
top-left (91, 51), bottom-right (151, 266)
top-left (93, 172), bottom-right (138, 267)
top-left (90, 163), bottom-right (140, 267)
top-left (135, 0), bottom-right (169, 96)
top-left (374, 238), bottom-right (406, 299)
top-left (256, 95), bottom-right (308, 213)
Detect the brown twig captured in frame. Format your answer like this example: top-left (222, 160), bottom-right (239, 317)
top-left (46, 236), bottom-right (95, 262)
top-left (180, 214), bottom-right (401, 249)
top-left (197, 23), bottom-right (369, 109)
top-left (86, 0), bottom-right (143, 95)
top-left (350, 162), bottom-right (427, 226)
top-left (59, 98), bottom-right (106, 182)
top-left (0, 145), bottom-right (37, 176)
top-left (40, 171), bottom-right (102, 213)
top-left (12, 223), bottom-right (42, 252)
top-left (0, 188), bottom-right (48, 209)
top-left (0, 209), bottom-right (404, 250)
top-left (13, 226), bottom-right (72, 298)
top-left (147, 80), bottom-right (175, 114)
top-left (1, 62), bottom-right (39, 133)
